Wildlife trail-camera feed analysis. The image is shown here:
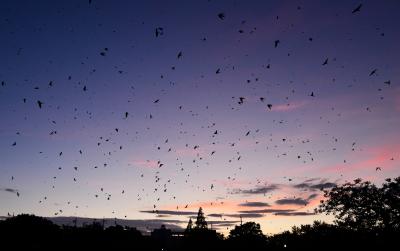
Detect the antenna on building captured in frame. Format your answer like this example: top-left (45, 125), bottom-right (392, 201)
top-left (240, 215), bottom-right (243, 226)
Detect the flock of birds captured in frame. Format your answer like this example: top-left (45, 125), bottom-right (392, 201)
top-left (0, 1), bottom-right (398, 231)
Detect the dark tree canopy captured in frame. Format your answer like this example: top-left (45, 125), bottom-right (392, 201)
top-left (318, 177), bottom-right (400, 231)
top-left (228, 222), bottom-right (265, 240)
top-left (1, 214), bottom-right (59, 231)
top-left (291, 221), bottom-right (340, 236)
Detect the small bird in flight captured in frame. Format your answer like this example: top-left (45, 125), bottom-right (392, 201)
top-left (352, 4), bottom-right (362, 14)
top-left (369, 69), bottom-right (377, 76)
top-left (155, 27), bottom-right (164, 37)
top-left (177, 51), bottom-right (183, 59)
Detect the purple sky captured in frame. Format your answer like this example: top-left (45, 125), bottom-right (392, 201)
top-left (1, 0), bottom-right (400, 234)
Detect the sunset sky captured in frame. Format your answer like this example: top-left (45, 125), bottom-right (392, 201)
top-left (1, 0), bottom-right (399, 235)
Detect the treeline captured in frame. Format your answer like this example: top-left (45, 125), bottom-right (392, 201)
top-left (0, 177), bottom-right (398, 250)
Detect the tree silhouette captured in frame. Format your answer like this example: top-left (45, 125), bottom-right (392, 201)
top-left (1, 178), bottom-right (399, 251)
top-left (0, 214), bottom-right (59, 249)
top-left (228, 221), bottom-right (265, 240)
top-left (227, 222), bottom-right (266, 250)
top-left (380, 177), bottom-right (400, 230)
top-left (1, 214), bottom-right (58, 231)
top-left (318, 177), bottom-right (400, 231)
top-left (185, 217), bottom-right (193, 234)
top-left (194, 207), bottom-right (207, 229)
top-left (182, 208), bottom-right (223, 251)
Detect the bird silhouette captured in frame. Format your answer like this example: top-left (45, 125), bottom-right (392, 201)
top-left (352, 4), bottom-right (362, 14)
top-left (155, 27), bottom-right (164, 37)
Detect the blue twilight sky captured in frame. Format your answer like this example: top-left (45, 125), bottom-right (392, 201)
top-left (1, 0), bottom-right (400, 234)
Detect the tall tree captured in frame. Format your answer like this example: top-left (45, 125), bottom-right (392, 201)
top-left (185, 218), bottom-right (193, 233)
top-left (194, 207), bottom-right (207, 229)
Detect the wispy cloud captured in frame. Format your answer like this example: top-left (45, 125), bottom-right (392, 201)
top-left (275, 198), bottom-right (309, 206)
top-left (238, 208), bottom-right (316, 217)
top-left (214, 178), bottom-right (251, 189)
top-left (274, 211), bottom-right (316, 216)
top-left (271, 100), bottom-right (308, 112)
top-left (174, 147), bottom-right (205, 158)
top-left (238, 201), bottom-right (270, 207)
top-left (208, 220), bottom-right (241, 230)
top-left (230, 184), bottom-right (279, 195)
top-left (307, 194), bottom-right (318, 200)
top-left (209, 221), bottom-right (239, 228)
top-left (140, 210), bottom-right (197, 216)
top-left (238, 208), bottom-right (295, 214)
top-left (208, 213), bottom-right (264, 218)
top-left (293, 180), bottom-right (337, 191)
top-left (227, 213), bottom-right (264, 218)
top-left (208, 213), bottom-right (224, 218)
top-left (132, 159), bottom-right (159, 168)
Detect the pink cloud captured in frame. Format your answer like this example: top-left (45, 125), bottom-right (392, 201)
top-left (132, 159), bottom-right (158, 168)
top-left (213, 178), bottom-right (252, 189)
top-left (174, 147), bottom-right (205, 158)
top-left (271, 101), bottom-right (308, 112)
top-left (321, 144), bottom-right (400, 174)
